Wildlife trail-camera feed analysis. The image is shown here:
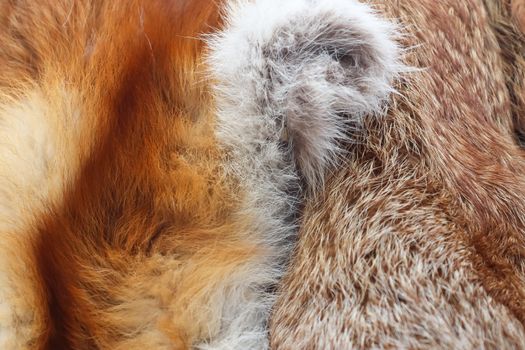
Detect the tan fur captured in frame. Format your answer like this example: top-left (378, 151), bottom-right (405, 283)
top-left (270, 0), bottom-right (525, 348)
top-left (513, 0), bottom-right (525, 32)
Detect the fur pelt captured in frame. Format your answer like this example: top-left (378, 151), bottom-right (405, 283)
top-left (0, 0), bottom-right (401, 349)
top-left (3, 0), bottom-right (525, 349)
top-left (270, 0), bottom-right (525, 349)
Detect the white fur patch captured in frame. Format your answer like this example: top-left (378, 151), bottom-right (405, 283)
top-left (208, 0), bottom-right (404, 188)
top-left (203, 0), bottom-right (403, 348)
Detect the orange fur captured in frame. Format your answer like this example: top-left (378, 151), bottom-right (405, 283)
top-left (32, 1), bottom-right (240, 347)
top-left (0, 0), bottom-right (269, 348)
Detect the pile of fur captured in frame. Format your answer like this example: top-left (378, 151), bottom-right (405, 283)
top-left (0, 0), bottom-right (524, 349)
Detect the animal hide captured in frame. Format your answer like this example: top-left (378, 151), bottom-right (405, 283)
top-left (270, 0), bottom-right (525, 348)
top-left (0, 0), bottom-right (401, 348)
top-left (0, 0), bottom-right (524, 349)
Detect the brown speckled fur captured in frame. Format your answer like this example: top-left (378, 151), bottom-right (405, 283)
top-left (270, 0), bottom-right (525, 348)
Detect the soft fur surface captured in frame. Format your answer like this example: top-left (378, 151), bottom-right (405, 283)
top-left (208, 0), bottom-right (403, 188)
top-left (4, 0), bottom-right (525, 349)
top-left (513, 0), bottom-right (525, 32)
top-left (270, 0), bottom-right (525, 349)
top-left (0, 0), bottom-right (400, 349)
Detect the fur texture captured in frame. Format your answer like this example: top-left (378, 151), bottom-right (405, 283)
top-left (270, 0), bottom-right (525, 349)
top-left (208, 0), bottom-right (403, 188)
top-left (0, 0), bottom-right (400, 349)
top-left (513, 0), bottom-right (525, 32)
